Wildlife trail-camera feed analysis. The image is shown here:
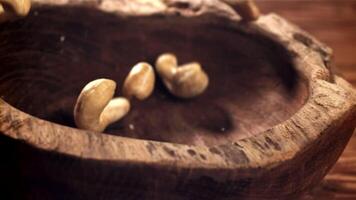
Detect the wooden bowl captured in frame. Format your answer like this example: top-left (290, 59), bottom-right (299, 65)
top-left (0, 0), bottom-right (355, 199)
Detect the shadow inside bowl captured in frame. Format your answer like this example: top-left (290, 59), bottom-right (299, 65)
top-left (0, 6), bottom-right (308, 146)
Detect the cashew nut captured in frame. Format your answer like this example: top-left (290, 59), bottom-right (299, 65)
top-left (222, 0), bottom-right (260, 21)
top-left (0, 4), bottom-right (4, 14)
top-left (0, 0), bottom-right (31, 22)
top-left (123, 62), bottom-right (155, 100)
top-left (156, 53), bottom-right (209, 98)
top-left (74, 79), bottom-right (130, 132)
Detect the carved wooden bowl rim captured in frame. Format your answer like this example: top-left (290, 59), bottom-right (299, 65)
top-left (0, 0), bottom-right (355, 173)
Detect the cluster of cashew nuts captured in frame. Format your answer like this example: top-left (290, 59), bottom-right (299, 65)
top-left (0, 0), bottom-right (31, 22)
top-left (0, 0), bottom-right (259, 132)
top-left (74, 54), bottom-right (209, 132)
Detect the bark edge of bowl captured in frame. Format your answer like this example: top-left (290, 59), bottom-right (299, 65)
top-left (0, 0), bottom-right (356, 199)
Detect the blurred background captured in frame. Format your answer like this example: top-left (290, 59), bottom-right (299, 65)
top-left (255, 0), bottom-right (356, 199)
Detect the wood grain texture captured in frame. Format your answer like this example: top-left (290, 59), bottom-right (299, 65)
top-left (0, 0), bottom-right (355, 199)
top-left (254, 0), bottom-right (356, 199)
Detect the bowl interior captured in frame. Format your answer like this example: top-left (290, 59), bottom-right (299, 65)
top-left (0, 6), bottom-right (308, 146)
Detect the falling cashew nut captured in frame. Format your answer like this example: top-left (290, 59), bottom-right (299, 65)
top-left (156, 53), bottom-right (209, 98)
top-left (74, 79), bottom-right (130, 132)
top-left (221, 0), bottom-right (260, 21)
top-left (123, 62), bottom-right (155, 100)
top-left (0, 0), bottom-right (31, 22)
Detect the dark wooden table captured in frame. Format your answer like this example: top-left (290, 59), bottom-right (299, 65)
top-left (256, 1), bottom-right (356, 199)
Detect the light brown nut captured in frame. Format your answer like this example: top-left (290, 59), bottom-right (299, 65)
top-left (0, 0), bottom-right (31, 23)
top-left (156, 54), bottom-right (209, 98)
top-left (222, 0), bottom-right (260, 21)
top-left (0, 3), bottom-right (11, 22)
top-left (172, 62), bottom-right (209, 98)
top-left (0, 4), bottom-right (4, 13)
top-left (155, 53), bottom-right (177, 81)
top-left (74, 79), bottom-right (130, 132)
top-left (122, 62), bottom-right (155, 100)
